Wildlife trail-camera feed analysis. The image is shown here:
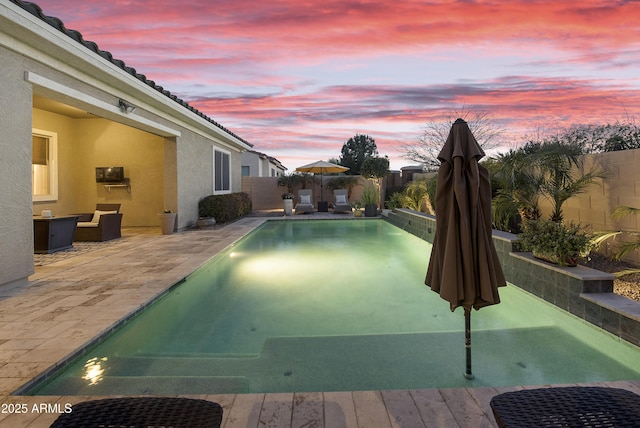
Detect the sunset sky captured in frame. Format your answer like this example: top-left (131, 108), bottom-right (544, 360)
top-left (33, 0), bottom-right (640, 170)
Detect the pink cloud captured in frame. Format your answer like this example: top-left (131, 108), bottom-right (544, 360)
top-left (35, 1), bottom-right (640, 65)
top-left (29, 0), bottom-right (640, 169)
top-left (186, 74), bottom-right (640, 169)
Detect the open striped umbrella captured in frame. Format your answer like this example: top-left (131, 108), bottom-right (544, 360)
top-left (296, 161), bottom-right (349, 202)
top-left (425, 118), bottom-right (506, 379)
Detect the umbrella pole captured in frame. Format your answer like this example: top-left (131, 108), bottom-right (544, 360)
top-left (464, 307), bottom-right (474, 380)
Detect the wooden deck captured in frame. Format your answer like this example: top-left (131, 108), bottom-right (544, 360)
top-left (4, 381), bottom-right (640, 427)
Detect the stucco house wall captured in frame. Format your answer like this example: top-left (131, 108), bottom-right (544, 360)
top-left (242, 150), bottom-right (286, 177)
top-left (0, 46), bottom-right (35, 287)
top-left (0, 1), bottom-right (252, 288)
top-left (175, 132), bottom-right (244, 224)
top-left (241, 151), bottom-right (262, 177)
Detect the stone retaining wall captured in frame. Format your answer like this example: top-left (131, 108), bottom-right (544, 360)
top-left (384, 208), bottom-right (640, 347)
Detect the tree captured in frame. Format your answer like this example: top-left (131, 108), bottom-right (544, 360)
top-left (487, 149), bottom-right (543, 232)
top-left (534, 138), bottom-right (607, 222)
top-left (361, 156), bottom-right (389, 208)
top-left (560, 121), bottom-right (640, 153)
top-left (360, 156), bottom-right (389, 186)
top-left (402, 108), bottom-right (504, 169)
top-left (339, 134), bottom-right (378, 175)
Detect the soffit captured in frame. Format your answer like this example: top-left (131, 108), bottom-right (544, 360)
top-left (33, 95), bottom-right (93, 119)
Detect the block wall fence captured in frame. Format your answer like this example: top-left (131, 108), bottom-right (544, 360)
top-left (242, 176), bottom-right (383, 211)
top-left (539, 148), bottom-right (640, 264)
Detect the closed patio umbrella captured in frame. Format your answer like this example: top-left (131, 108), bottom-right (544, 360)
top-left (425, 118), bottom-right (506, 379)
top-left (295, 161), bottom-right (349, 203)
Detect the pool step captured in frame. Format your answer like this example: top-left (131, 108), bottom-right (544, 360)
top-left (36, 375), bottom-right (249, 396)
top-left (34, 327), bottom-right (640, 396)
top-left (105, 354), bottom-right (260, 377)
top-left (67, 332), bottom-right (470, 394)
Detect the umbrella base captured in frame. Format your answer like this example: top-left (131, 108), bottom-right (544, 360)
top-left (464, 372), bottom-right (475, 380)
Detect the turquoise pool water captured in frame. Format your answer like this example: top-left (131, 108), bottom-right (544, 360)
top-left (29, 219), bottom-right (640, 395)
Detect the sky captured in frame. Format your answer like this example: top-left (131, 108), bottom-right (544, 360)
top-left (32, 0), bottom-right (640, 171)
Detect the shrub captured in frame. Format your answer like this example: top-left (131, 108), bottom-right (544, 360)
top-left (520, 219), bottom-right (594, 265)
top-left (361, 185), bottom-right (378, 206)
top-left (198, 192), bottom-right (252, 223)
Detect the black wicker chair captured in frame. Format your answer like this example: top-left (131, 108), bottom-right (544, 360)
top-left (50, 397), bottom-right (223, 428)
top-left (490, 386), bottom-right (640, 427)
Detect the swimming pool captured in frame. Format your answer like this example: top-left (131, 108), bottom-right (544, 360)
top-left (28, 219), bottom-right (640, 395)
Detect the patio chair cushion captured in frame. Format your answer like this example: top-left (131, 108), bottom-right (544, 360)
top-left (301, 195), bottom-right (311, 204)
top-left (336, 194), bottom-right (347, 204)
top-left (77, 222), bottom-right (99, 228)
top-left (90, 210), bottom-right (117, 223)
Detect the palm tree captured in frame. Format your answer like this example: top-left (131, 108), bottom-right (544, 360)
top-left (609, 206), bottom-right (640, 261)
top-left (407, 178), bottom-right (437, 214)
top-left (534, 139), bottom-right (608, 222)
top-left (489, 139), bottom-right (607, 230)
top-left (591, 206), bottom-right (640, 277)
top-left (325, 175), bottom-right (360, 199)
top-left (276, 173), bottom-right (301, 195)
top-left (488, 149), bottom-right (543, 232)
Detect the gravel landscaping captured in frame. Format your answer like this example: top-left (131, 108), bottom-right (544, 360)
top-left (584, 253), bottom-right (640, 302)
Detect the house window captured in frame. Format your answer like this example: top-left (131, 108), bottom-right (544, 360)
top-left (214, 149), bottom-right (230, 193)
top-left (242, 166), bottom-right (250, 176)
top-left (32, 129), bottom-right (58, 202)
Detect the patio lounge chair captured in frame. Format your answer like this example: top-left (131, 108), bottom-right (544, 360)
top-left (74, 203), bottom-right (123, 242)
top-left (333, 189), bottom-right (352, 213)
top-left (295, 189), bottom-right (314, 214)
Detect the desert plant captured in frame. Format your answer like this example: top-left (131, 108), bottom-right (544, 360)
top-left (520, 219), bottom-right (594, 265)
top-left (277, 173), bottom-right (302, 194)
top-left (361, 185), bottom-right (378, 206)
top-left (298, 173), bottom-right (316, 189)
top-left (489, 139), bottom-right (607, 230)
top-left (386, 192), bottom-right (405, 210)
top-left (534, 139), bottom-right (608, 222)
top-left (361, 156), bottom-right (389, 207)
top-left (608, 206), bottom-right (640, 260)
top-left (590, 206), bottom-right (640, 278)
top-left (406, 177), bottom-right (437, 214)
top-left (325, 175), bottom-right (360, 198)
top-left (488, 149), bottom-right (543, 231)
top-left (383, 177), bottom-right (437, 214)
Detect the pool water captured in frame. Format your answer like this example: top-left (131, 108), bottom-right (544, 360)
top-left (29, 219), bottom-right (640, 395)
